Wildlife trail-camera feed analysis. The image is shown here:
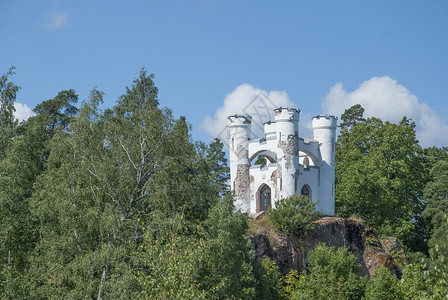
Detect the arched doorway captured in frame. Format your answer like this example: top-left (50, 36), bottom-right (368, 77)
top-left (259, 184), bottom-right (271, 212)
top-left (301, 184), bottom-right (311, 200)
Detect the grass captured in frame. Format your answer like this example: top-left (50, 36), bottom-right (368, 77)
top-left (246, 212), bottom-right (283, 248)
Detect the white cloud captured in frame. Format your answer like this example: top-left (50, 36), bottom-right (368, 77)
top-left (14, 102), bottom-right (35, 122)
top-left (43, 11), bottom-right (68, 30)
top-left (201, 84), bottom-right (303, 143)
top-left (322, 76), bottom-right (448, 147)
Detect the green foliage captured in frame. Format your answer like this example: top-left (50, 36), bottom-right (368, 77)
top-left (0, 267), bottom-right (33, 299)
top-left (198, 195), bottom-right (256, 299)
top-left (282, 269), bottom-right (300, 298)
top-left (253, 257), bottom-right (283, 299)
top-left (33, 89), bottom-right (78, 140)
top-left (339, 104), bottom-right (366, 130)
top-left (205, 137), bottom-right (230, 197)
top-left (0, 66), bottom-right (19, 160)
top-left (0, 88), bottom-right (70, 297)
top-left (24, 70), bottom-right (223, 298)
top-left (422, 243), bottom-right (448, 299)
top-left (396, 263), bottom-right (428, 299)
top-left (134, 221), bottom-right (207, 299)
top-left (422, 160), bottom-right (448, 253)
top-left (136, 195), bottom-right (256, 299)
top-left (394, 243), bottom-right (448, 299)
top-left (307, 243), bottom-right (361, 279)
top-left (364, 266), bottom-right (401, 300)
top-left (0, 119), bottom-right (44, 273)
top-left (268, 195), bottom-right (321, 236)
top-left (254, 155), bottom-right (267, 166)
top-left (336, 108), bottom-right (427, 251)
top-left (289, 243), bottom-right (367, 300)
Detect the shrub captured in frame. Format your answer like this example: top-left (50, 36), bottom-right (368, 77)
top-left (289, 243), bottom-right (367, 300)
top-left (268, 195), bottom-right (321, 236)
top-left (364, 266), bottom-right (401, 300)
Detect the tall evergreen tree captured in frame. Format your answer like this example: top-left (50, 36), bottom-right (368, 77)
top-left (0, 88), bottom-right (79, 297)
top-left (339, 104), bottom-right (366, 130)
top-left (206, 138), bottom-right (230, 197)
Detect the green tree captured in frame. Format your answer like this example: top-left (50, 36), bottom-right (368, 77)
top-left (253, 257), bottom-right (283, 300)
top-left (339, 104), bottom-right (366, 130)
top-left (0, 88), bottom-right (80, 298)
top-left (421, 146), bottom-right (448, 173)
top-left (268, 195), bottom-right (321, 236)
top-left (422, 160), bottom-right (448, 251)
top-left (198, 195), bottom-right (256, 299)
top-left (33, 89), bottom-right (78, 140)
top-left (336, 112), bottom-right (426, 250)
top-left (0, 118), bottom-right (45, 268)
top-left (0, 66), bottom-right (19, 160)
top-left (289, 243), bottom-right (367, 300)
top-left (206, 138), bottom-right (230, 197)
top-left (133, 217), bottom-right (207, 299)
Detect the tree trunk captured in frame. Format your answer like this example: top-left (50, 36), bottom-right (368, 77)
top-left (97, 263), bottom-right (108, 300)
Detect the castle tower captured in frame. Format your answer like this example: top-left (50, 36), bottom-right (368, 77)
top-left (264, 121), bottom-right (276, 140)
top-left (228, 115), bottom-right (252, 212)
top-left (274, 107), bottom-right (300, 200)
top-left (312, 115), bottom-right (337, 215)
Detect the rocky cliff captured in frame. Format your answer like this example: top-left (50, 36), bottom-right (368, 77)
top-left (248, 216), bottom-right (405, 277)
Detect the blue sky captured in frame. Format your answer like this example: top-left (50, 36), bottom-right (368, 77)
top-left (1, 1), bottom-right (447, 147)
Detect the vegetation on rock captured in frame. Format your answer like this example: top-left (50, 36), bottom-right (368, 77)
top-left (268, 195), bottom-right (321, 236)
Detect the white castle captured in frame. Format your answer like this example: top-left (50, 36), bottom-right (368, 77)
top-left (227, 107), bottom-right (337, 216)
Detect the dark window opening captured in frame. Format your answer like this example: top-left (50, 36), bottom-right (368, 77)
top-left (259, 185), bottom-right (271, 212)
top-left (301, 184), bottom-right (311, 199)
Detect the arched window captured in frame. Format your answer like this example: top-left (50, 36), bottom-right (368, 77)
top-left (303, 157), bottom-right (310, 168)
top-left (301, 184), bottom-right (311, 200)
top-left (259, 184), bottom-right (271, 212)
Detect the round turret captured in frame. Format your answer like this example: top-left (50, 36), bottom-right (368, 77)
top-left (228, 114), bottom-right (252, 126)
top-left (312, 115), bottom-right (337, 130)
top-left (227, 115), bottom-right (252, 212)
top-left (264, 121), bottom-right (276, 140)
top-left (312, 115), bottom-right (337, 216)
top-left (274, 107), bottom-right (300, 199)
top-left (274, 107), bottom-right (300, 141)
top-left (228, 115), bottom-right (252, 147)
top-left (312, 115), bottom-right (337, 161)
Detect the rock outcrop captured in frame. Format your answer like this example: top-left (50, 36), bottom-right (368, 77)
top-left (249, 217), bottom-right (403, 277)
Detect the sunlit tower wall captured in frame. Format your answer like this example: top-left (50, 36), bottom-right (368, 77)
top-left (312, 115), bottom-right (337, 215)
top-left (274, 107), bottom-right (300, 201)
top-left (228, 115), bottom-right (252, 212)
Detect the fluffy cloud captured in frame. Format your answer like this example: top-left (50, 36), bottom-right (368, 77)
top-left (201, 84), bottom-right (303, 143)
top-left (14, 102), bottom-right (35, 122)
top-left (322, 76), bottom-right (448, 147)
top-left (42, 11), bottom-right (68, 30)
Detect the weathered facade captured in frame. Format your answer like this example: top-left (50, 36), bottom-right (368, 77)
top-left (228, 107), bottom-right (337, 215)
